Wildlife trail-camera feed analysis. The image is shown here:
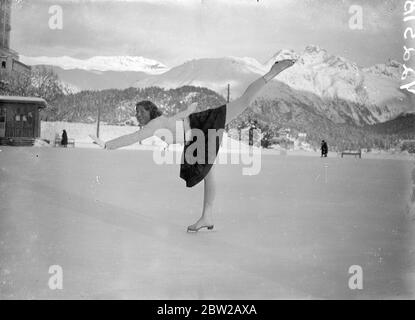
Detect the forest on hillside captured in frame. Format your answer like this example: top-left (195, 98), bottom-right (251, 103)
top-left (41, 86), bottom-right (226, 124)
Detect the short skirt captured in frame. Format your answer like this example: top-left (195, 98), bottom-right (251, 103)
top-left (179, 104), bottom-right (227, 188)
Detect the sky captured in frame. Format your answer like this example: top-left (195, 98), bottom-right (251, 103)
top-left (10, 0), bottom-right (404, 68)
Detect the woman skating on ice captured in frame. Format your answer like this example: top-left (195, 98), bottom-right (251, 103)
top-left (90, 59), bottom-right (296, 232)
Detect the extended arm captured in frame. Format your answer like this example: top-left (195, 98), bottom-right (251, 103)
top-left (90, 103), bottom-right (198, 150)
top-left (104, 130), bottom-right (143, 150)
top-left (95, 116), bottom-right (168, 150)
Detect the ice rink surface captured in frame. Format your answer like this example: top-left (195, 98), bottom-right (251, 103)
top-left (0, 146), bottom-right (413, 299)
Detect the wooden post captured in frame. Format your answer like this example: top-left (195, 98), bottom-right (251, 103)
top-left (96, 105), bottom-right (101, 138)
top-left (226, 84), bottom-right (230, 131)
top-left (249, 127), bottom-right (253, 146)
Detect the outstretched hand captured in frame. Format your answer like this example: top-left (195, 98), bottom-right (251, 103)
top-left (89, 134), bottom-right (106, 149)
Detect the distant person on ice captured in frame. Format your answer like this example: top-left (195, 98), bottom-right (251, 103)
top-left (90, 59), bottom-right (296, 232)
top-left (61, 130), bottom-right (68, 148)
top-left (321, 140), bottom-right (328, 157)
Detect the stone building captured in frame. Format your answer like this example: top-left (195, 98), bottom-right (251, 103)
top-left (0, 0), bottom-right (30, 74)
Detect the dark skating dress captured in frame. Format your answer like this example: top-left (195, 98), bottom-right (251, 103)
top-left (180, 104), bottom-right (227, 188)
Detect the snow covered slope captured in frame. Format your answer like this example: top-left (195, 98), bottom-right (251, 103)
top-left (135, 57), bottom-right (260, 99)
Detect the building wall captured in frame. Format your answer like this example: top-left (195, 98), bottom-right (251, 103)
top-left (12, 58), bottom-right (31, 73)
top-left (0, 53), bottom-right (31, 73)
top-left (0, 54), bottom-right (12, 72)
top-left (0, 0), bottom-right (11, 50)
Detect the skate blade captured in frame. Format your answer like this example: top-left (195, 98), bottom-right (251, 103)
top-left (187, 225), bottom-right (214, 232)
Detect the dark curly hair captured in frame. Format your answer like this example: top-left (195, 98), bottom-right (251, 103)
top-left (135, 100), bottom-right (162, 125)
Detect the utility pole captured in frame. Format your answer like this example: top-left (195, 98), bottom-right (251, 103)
top-left (96, 105), bottom-right (101, 138)
top-left (226, 84), bottom-right (230, 132)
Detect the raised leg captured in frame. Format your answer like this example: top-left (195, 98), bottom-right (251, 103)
top-left (225, 59), bottom-right (296, 125)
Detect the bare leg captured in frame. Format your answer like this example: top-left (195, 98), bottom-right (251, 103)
top-left (187, 166), bottom-right (216, 232)
top-left (225, 59), bottom-right (296, 125)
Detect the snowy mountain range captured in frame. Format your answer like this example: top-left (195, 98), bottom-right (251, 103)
top-left (20, 55), bottom-right (168, 74)
top-left (39, 65), bottom-right (150, 93)
top-left (22, 46), bottom-right (414, 126)
top-left (134, 45), bottom-right (412, 125)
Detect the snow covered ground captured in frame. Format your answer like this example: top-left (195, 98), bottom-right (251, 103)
top-left (41, 121), bottom-right (413, 160)
top-left (0, 146), bottom-right (413, 299)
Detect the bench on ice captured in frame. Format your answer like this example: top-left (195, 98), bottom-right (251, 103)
top-left (341, 150), bottom-right (361, 158)
top-left (54, 137), bottom-right (75, 148)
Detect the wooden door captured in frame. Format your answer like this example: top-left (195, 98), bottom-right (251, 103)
top-left (0, 107), bottom-right (6, 138)
top-left (11, 106), bottom-right (35, 138)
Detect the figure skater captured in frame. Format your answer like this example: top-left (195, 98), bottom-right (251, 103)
top-left (90, 59), bottom-right (296, 232)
